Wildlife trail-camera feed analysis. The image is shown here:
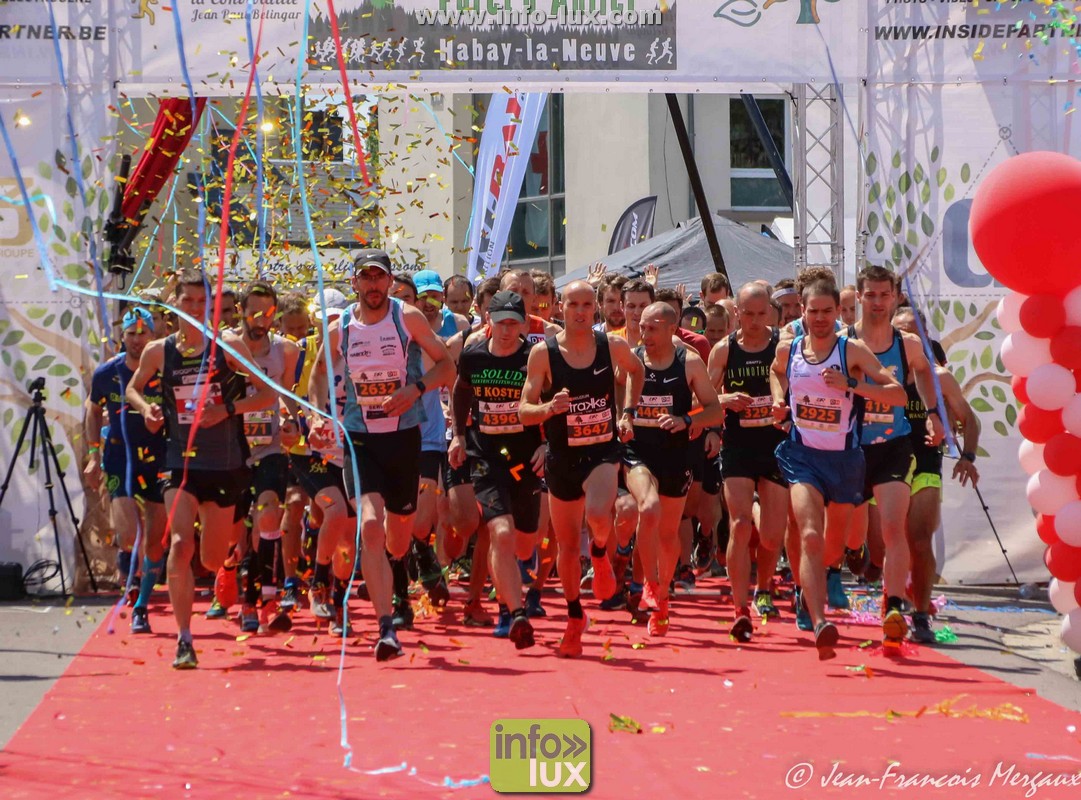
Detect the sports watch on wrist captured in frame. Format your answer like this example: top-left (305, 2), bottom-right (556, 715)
top-left (415, 380), bottom-right (427, 395)
top-left (846, 376), bottom-right (859, 390)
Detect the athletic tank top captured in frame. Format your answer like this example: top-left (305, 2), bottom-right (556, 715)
top-left (786, 335), bottom-right (860, 452)
top-left (245, 332), bottom-right (285, 461)
top-left (904, 380), bottom-right (938, 461)
top-left (723, 329), bottom-right (783, 450)
top-left (340, 298), bottom-right (424, 434)
top-left (542, 330), bottom-right (617, 457)
top-left (161, 334), bottom-right (249, 470)
top-left (313, 356), bottom-right (349, 469)
top-left (847, 325), bottom-right (910, 445)
top-left (438, 306), bottom-right (460, 339)
top-left (633, 346), bottom-right (692, 453)
top-left (460, 337), bottom-right (541, 462)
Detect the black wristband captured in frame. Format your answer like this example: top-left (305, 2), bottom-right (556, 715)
top-left (415, 380), bottom-right (427, 395)
top-left (846, 376), bottom-right (859, 390)
top-left (926, 406), bottom-right (941, 417)
top-left (962, 451), bottom-right (976, 462)
top-left (225, 399), bottom-right (236, 417)
top-left (682, 413), bottom-right (694, 427)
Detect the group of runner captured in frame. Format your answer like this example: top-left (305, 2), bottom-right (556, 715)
top-left (85, 250), bottom-right (981, 668)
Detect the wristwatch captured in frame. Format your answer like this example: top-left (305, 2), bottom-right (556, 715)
top-left (846, 376), bottom-right (859, 390)
top-left (682, 413), bottom-right (694, 427)
top-left (415, 380), bottom-right (427, 395)
top-left (224, 399), bottom-right (236, 417)
top-left (926, 406), bottom-right (941, 417)
top-left (622, 408), bottom-right (636, 420)
top-left (961, 451), bottom-right (977, 462)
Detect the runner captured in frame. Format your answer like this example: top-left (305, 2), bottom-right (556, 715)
top-left (625, 302), bottom-right (722, 636)
top-left (309, 249), bottom-right (455, 661)
top-left (769, 279), bottom-right (907, 660)
top-left (709, 283), bottom-right (789, 642)
top-left (893, 306), bottom-right (980, 643)
top-left (593, 272), bottom-right (628, 334)
top-left (85, 307), bottom-right (167, 634)
top-left (450, 290), bottom-right (544, 649)
top-left (443, 274), bottom-right (476, 321)
top-left (772, 279), bottom-right (802, 326)
top-left (520, 280), bottom-right (644, 657)
top-left (840, 284), bottom-right (858, 326)
top-left (126, 268), bottom-right (277, 669)
top-left (700, 272), bottom-right (732, 306)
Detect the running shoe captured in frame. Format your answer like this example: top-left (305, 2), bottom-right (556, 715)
top-left (172, 639), bottom-right (198, 670)
top-left (814, 620), bottom-right (839, 661)
top-left (281, 578), bottom-right (301, 612)
top-left (730, 609), bottom-right (753, 643)
top-left (525, 587), bottom-right (547, 618)
top-left (392, 597), bottom-right (415, 631)
top-left (708, 558), bottom-right (727, 578)
top-left (261, 599), bottom-right (293, 633)
top-left (558, 615), bottom-right (588, 658)
top-left (309, 583), bottom-right (334, 620)
top-left (415, 540), bottom-right (450, 606)
top-left (795, 589), bottom-right (814, 632)
top-left (826, 570), bottom-right (850, 610)
top-left (205, 597), bottom-right (227, 619)
top-left (518, 552), bottom-right (538, 586)
top-left (845, 545), bottom-right (867, 577)
top-left (641, 580), bottom-right (661, 611)
top-left (493, 607), bottom-right (512, 638)
top-left (910, 612), bottom-right (936, 644)
top-left (330, 607), bottom-right (354, 638)
top-left (882, 608), bottom-right (909, 645)
top-left (126, 585), bottom-right (140, 608)
top-left (753, 592), bottom-right (780, 621)
top-left (692, 532), bottom-right (713, 571)
top-left (354, 581), bottom-right (370, 602)
top-left (214, 565), bottom-right (238, 611)
top-left (599, 588), bottom-right (628, 611)
top-left (509, 615), bottom-right (535, 650)
top-left (647, 600), bottom-right (670, 637)
top-left (591, 555), bottom-right (617, 601)
top-left (463, 597), bottom-right (494, 627)
top-left (674, 564), bottom-right (696, 591)
top-left (374, 621), bottom-right (403, 662)
top-left (131, 606), bottom-right (152, 635)
top-left (240, 603), bottom-right (259, 633)
top-left (579, 565), bottom-right (594, 591)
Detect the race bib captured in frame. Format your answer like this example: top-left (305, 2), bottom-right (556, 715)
top-left (634, 394), bottom-right (673, 428)
top-left (794, 395), bottom-right (844, 432)
top-left (863, 397), bottom-right (894, 425)
top-left (243, 408), bottom-right (275, 447)
top-left (567, 409), bottom-right (613, 446)
top-left (352, 368), bottom-right (402, 418)
top-left (478, 400), bottom-right (523, 434)
top-left (174, 382), bottom-right (222, 425)
top-left (738, 395), bottom-right (774, 428)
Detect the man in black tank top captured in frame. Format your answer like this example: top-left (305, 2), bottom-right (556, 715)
top-left (708, 283), bottom-right (790, 643)
top-left (126, 269), bottom-right (278, 670)
top-left (625, 303), bottom-right (722, 637)
top-left (520, 281), bottom-right (644, 658)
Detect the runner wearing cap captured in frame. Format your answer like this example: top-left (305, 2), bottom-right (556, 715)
top-left (85, 306), bottom-right (167, 634)
top-left (309, 249), bottom-right (455, 661)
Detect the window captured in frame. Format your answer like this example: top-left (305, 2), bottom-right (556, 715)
top-left (729, 97), bottom-right (790, 211)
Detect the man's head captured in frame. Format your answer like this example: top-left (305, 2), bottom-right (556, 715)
top-left (240, 280), bottom-right (277, 341)
top-left (892, 304), bottom-right (918, 336)
top-left (655, 288), bottom-right (683, 320)
top-left (680, 305), bottom-right (707, 335)
top-left (486, 290), bottom-right (528, 348)
top-left (840, 284), bottom-right (858, 325)
top-left (640, 301), bottom-right (678, 356)
top-left (499, 269), bottom-right (535, 315)
top-left (531, 270), bottom-right (556, 321)
top-left (476, 277), bottom-right (502, 318)
top-left (392, 274), bottom-right (418, 306)
top-left (175, 268), bottom-right (208, 326)
top-left (857, 264), bottom-right (899, 321)
top-left (215, 287), bottom-right (239, 329)
top-left (560, 280), bottom-right (598, 332)
top-left (413, 269), bottom-right (446, 324)
top-left (736, 281), bottom-right (773, 337)
top-left (137, 292), bottom-right (168, 339)
top-left (700, 272), bottom-right (732, 305)
top-left (350, 248), bottom-right (394, 311)
top-left (795, 266), bottom-right (837, 295)
top-left (772, 278), bottom-right (802, 325)
top-left (620, 278), bottom-right (655, 332)
top-left (121, 307), bottom-right (155, 360)
top-left (703, 303), bottom-right (733, 347)
top-left (597, 273), bottom-right (628, 329)
top-left (801, 280), bottom-right (841, 338)
top-left (277, 292), bottom-right (312, 341)
top-left (444, 274), bottom-right (475, 317)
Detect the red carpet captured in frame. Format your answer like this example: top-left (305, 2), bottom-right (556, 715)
top-left (2, 581), bottom-right (1080, 799)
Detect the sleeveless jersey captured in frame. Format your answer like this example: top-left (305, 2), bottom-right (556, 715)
top-left (542, 330), bottom-right (617, 457)
top-left (632, 346), bottom-right (692, 453)
top-left (786, 335), bottom-right (860, 452)
top-left (722, 329), bottom-right (782, 450)
top-left (245, 332), bottom-right (285, 461)
top-left (459, 337), bottom-right (541, 462)
top-left (340, 298), bottom-right (424, 434)
top-left (161, 334), bottom-right (249, 471)
top-left (847, 325), bottom-right (910, 445)
top-left (904, 380), bottom-right (939, 463)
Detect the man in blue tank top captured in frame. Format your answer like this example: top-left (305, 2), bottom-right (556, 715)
top-left (770, 280), bottom-right (907, 660)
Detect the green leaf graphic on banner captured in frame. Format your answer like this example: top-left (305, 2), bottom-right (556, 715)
top-left (892, 242), bottom-right (903, 263)
top-left (953, 302), bottom-right (965, 323)
top-left (899, 171), bottom-right (911, 193)
top-left (3, 330), bottom-right (24, 347)
top-left (931, 145), bottom-right (940, 163)
top-left (892, 151), bottom-right (902, 169)
top-left (936, 167), bottom-right (947, 187)
top-left (72, 317), bottom-right (83, 338)
top-left (33, 355), bottom-right (55, 370)
top-left (907, 229), bottom-right (919, 246)
top-left (14, 362), bottom-right (26, 382)
top-left (921, 182), bottom-right (931, 203)
top-left (906, 201), bottom-right (917, 224)
top-left (1005, 404), bottom-right (1017, 426)
top-left (961, 163), bottom-right (971, 183)
top-left (868, 213), bottom-right (879, 234)
top-left (931, 308), bottom-right (945, 331)
top-left (893, 215), bottom-right (903, 234)
top-left (867, 153), bottom-right (878, 175)
top-left (921, 212), bottom-right (934, 236)
top-left (994, 421), bottom-right (1008, 437)
top-left (38, 163), bottom-right (52, 181)
top-left (869, 182), bottom-right (881, 202)
top-left (20, 343), bottom-right (45, 357)
top-left (27, 307), bottom-right (46, 320)
top-left (954, 365), bottom-right (966, 384)
top-left (944, 184), bottom-right (955, 201)
top-left (952, 349), bottom-right (969, 362)
top-left (60, 310), bottom-right (72, 330)
top-left (992, 386), bottom-right (1007, 403)
top-left (913, 163), bottom-right (924, 183)
top-left (886, 185), bottom-right (896, 208)
top-left (971, 398), bottom-right (993, 413)
top-left (875, 236), bottom-right (885, 253)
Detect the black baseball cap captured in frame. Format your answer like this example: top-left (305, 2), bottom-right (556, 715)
top-left (488, 291), bottom-right (526, 324)
top-left (352, 248), bottom-right (393, 275)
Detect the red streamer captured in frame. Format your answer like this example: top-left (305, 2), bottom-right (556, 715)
top-left (325, 0), bottom-right (372, 186)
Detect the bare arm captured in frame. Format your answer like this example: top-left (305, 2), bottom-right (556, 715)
top-left (939, 367), bottom-right (981, 486)
top-left (83, 394), bottom-right (105, 484)
top-left (608, 334), bottom-right (645, 419)
top-left (687, 353), bottom-right (724, 430)
top-left (519, 344), bottom-right (560, 426)
top-left (770, 341), bottom-right (792, 424)
top-left (904, 334), bottom-right (946, 447)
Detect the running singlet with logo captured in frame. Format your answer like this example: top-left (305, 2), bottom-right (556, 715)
top-left (486, 315), bottom-right (547, 346)
top-left (460, 337), bottom-right (541, 462)
top-left (542, 330), bottom-right (618, 456)
top-left (847, 325), bottom-right (910, 445)
top-left (904, 381), bottom-right (939, 465)
top-left (340, 298), bottom-right (424, 434)
top-left (90, 355), bottom-right (166, 475)
top-left (723, 329), bottom-right (783, 450)
top-left (160, 334), bottom-right (249, 470)
top-left (786, 335), bottom-right (860, 452)
top-left (245, 332), bottom-right (285, 460)
top-left (632, 346), bottom-right (692, 453)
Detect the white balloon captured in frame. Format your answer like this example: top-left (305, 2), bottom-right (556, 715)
top-left (1054, 501), bottom-right (1081, 547)
top-left (1061, 608), bottom-right (1081, 655)
top-left (1026, 470), bottom-right (1079, 515)
top-left (1001, 331), bottom-right (1053, 378)
top-left (1026, 363), bottom-right (1077, 410)
top-left (1065, 285), bottom-right (1081, 327)
top-left (1062, 394), bottom-right (1081, 437)
top-left (997, 292), bottom-right (1027, 334)
top-left (1018, 440), bottom-right (1047, 475)
top-left (1049, 579), bottom-right (1080, 615)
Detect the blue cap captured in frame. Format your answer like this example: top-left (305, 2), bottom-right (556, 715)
top-left (413, 269), bottom-right (444, 295)
top-left (122, 307), bottom-right (154, 331)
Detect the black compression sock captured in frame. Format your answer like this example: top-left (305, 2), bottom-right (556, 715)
top-left (333, 577), bottom-right (347, 610)
top-left (886, 595), bottom-right (905, 613)
top-left (590, 542), bottom-right (607, 558)
top-left (258, 537), bottom-right (280, 590)
top-left (567, 598), bottom-right (584, 619)
top-left (242, 551), bottom-right (259, 605)
top-left (313, 561), bottom-right (331, 588)
top-left (512, 607), bottom-right (527, 621)
top-left (390, 554), bottom-right (409, 599)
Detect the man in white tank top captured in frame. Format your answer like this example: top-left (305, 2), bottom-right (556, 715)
top-left (769, 281), bottom-right (906, 660)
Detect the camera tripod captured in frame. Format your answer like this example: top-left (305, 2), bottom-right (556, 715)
top-left (0, 377), bottom-right (97, 596)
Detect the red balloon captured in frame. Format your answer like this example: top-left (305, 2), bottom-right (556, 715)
top-left (1018, 404), bottom-right (1064, 444)
top-left (1051, 327), bottom-right (1081, 370)
top-left (971, 152), bottom-right (1081, 295)
top-left (1043, 433), bottom-right (1081, 476)
top-left (1020, 294), bottom-right (1067, 339)
top-left (1045, 542), bottom-right (1081, 582)
top-left (1012, 375), bottom-right (1029, 405)
top-left (1037, 514), bottom-right (1060, 545)
top-left (1076, 581), bottom-right (1081, 607)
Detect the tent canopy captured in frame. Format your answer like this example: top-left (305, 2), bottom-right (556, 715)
top-left (558, 214), bottom-right (795, 295)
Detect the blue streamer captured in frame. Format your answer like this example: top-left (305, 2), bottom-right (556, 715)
top-left (0, 192), bottom-right (58, 227)
top-left (0, 115), bottom-right (56, 290)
